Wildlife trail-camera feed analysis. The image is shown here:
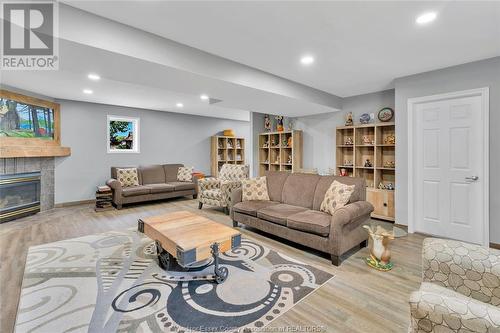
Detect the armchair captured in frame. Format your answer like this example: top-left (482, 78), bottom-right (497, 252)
top-left (198, 164), bottom-right (249, 214)
top-left (409, 238), bottom-right (500, 332)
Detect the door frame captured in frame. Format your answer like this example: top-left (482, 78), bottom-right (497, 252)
top-left (407, 87), bottom-right (490, 246)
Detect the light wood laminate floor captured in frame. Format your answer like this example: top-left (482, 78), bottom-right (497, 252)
top-left (0, 198), bottom-right (424, 333)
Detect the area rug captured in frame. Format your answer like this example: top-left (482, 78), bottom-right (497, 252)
top-left (15, 229), bottom-right (333, 333)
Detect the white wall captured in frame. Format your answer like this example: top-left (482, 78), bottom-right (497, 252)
top-left (294, 90), bottom-right (395, 174)
top-left (55, 100), bottom-right (250, 204)
top-left (394, 56), bottom-right (500, 242)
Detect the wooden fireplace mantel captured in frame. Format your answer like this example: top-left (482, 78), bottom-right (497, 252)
top-left (0, 143), bottom-right (71, 158)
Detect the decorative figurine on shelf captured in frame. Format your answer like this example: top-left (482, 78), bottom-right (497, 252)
top-left (378, 182), bottom-right (386, 190)
top-left (384, 134), bottom-right (396, 145)
top-left (271, 138), bottom-right (277, 147)
top-left (340, 168), bottom-right (348, 176)
top-left (288, 119), bottom-right (295, 131)
top-left (262, 140), bottom-right (269, 148)
top-left (282, 138), bottom-right (288, 147)
top-left (274, 156), bottom-right (280, 164)
top-left (287, 155), bottom-right (292, 164)
top-left (344, 160), bottom-right (353, 166)
top-left (264, 114), bottom-right (272, 132)
top-left (236, 153), bottom-right (242, 161)
top-left (363, 225), bottom-right (395, 271)
top-left (364, 159), bottom-right (373, 167)
top-left (345, 112), bottom-right (354, 126)
top-left (384, 161), bottom-right (395, 168)
top-left (345, 137), bottom-right (353, 145)
top-left (227, 140), bottom-right (233, 149)
top-left (236, 140), bottom-right (242, 149)
top-left (386, 183), bottom-right (394, 191)
top-left (362, 136), bottom-right (373, 145)
top-left (359, 113), bottom-right (371, 124)
top-left (287, 136), bottom-right (292, 147)
top-left (275, 116), bottom-right (284, 132)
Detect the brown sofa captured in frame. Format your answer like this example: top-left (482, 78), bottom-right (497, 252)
top-left (230, 171), bottom-right (374, 265)
top-left (106, 164), bottom-right (198, 209)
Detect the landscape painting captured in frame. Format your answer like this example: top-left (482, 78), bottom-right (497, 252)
top-left (107, 115), bottom-right (139, 153)
top-left (0, 98), bottom-right (55, 139)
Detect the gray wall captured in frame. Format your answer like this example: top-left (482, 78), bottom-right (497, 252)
top-left (293, 90), bottom-right (395, 174)
top-left (55, 100), bottom-right (250, 204)
top-left (394, 56), bottom-right (500, 242)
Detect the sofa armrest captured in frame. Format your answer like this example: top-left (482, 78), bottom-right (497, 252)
top-left (330, 201), bottom-right (374, 229)
top-left (221, 180), bottom-right (242, 205)
top-left (422, 238), bottom-right (500, 305)
top-left (409, 282), bottom-right (500, 332)
top-left (230, 187), bottom-right (243, 219)
top-left (106, 178), bottom-right (123, 205)
top-left (198, 177), bottom-right (220, 192)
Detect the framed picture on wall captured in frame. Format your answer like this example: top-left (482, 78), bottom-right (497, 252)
top-left (107, 115), bottom-right (140, 153)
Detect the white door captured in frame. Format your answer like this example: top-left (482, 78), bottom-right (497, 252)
top-left (411, 91), bottom-right (488, 245)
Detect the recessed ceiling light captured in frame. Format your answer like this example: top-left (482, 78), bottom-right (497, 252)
top-left (200, 94), bottom-right (209, 101)
top-left (300, 55), bottom-right (315, 65)
top-left (416, 12), bottom-right (437, 25)
top-left (87, 73), bottom-right (100, 80)
top-left (83, 89), bottom-right (93, 94)
top-left (176, 103), bottom-right (184, 108)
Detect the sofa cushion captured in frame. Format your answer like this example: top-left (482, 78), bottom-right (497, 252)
top-left (148, 183), bottom-right (175, 194)
top-left (163, 164), bottom-right (184, 182)
top-left (111, 166), bottom-right (142, 184)
top-left (281, 173), bottom-right (320, 209)
top-left (177, 166), bottom-right (193, 181)
top-left (313, 176), bottom-right (366, 210)
top-left (122, 185), bottom-right (151, 197)
top-left (257, 204), bottom-right (308, 226)
top-left (139, 165), bottom-right (166, 185)
top-left (167, 181), bottom-right (195, 191)
top-left (233, 200), bottom-right (280, 217)
top-left (264, 171), bottom-right (290, 202)
top-left (116, 168), bottom-right (140, 187)
top-left (320, 180), bottom-right (355, 215)
top-left (287, 210), bottom-right (331, 237)
top-left (242, 177), bottom-right (270, 201)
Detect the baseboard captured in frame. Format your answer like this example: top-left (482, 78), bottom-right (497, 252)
top-left (490, 243), bottom-right (500, 250)
top-left (54, 199), bottom-right (95, 208)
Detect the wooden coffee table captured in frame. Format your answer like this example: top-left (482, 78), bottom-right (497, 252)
top-left (138, 210), bottom-right (241, 283)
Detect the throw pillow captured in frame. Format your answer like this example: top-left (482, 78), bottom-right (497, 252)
top-left (116, 168), bottom-right (139, 187)
top-left (177, 166), bottom-right (193, 181)
top-left (320, 180), bottom-right (355, 215)
top-left (242, 176), bottom-right (270, 201)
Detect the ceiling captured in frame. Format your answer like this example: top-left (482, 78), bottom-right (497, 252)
top-left (64, 1), bottom-right (500, 97)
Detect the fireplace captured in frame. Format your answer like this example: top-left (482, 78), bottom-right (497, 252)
top-left (0, 172), bottom-right (41, 223)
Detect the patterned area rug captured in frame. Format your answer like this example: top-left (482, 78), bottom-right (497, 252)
top-left (15, 230), bottom-right (333, 332)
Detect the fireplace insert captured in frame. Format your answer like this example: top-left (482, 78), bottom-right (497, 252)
top-left (0, 172), bottom-right (41, 223)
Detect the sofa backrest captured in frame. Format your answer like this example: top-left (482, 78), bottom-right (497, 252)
top-left (163, 164), bottom-right (184, 182)
top-left (264, 171), bottom-right (290, 202)
top-left (139, 165), bottom-right (166, 184)
top-left (265, 171), bottom-right (366, 210)
top-left (282, 173), bottom-right (321, 209)
top-left (111, 166), bottom-right (143, 184)
top-left (312, 175), bottom-right (365, 210)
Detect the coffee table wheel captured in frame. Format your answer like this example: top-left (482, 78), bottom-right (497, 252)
top-left (215, 266), bottom-right (229, 284)
top-left (155, 240), bottom-right (172, 271)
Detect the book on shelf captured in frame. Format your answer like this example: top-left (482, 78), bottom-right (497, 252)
top-left (96, 185), bottom-right (112, 193)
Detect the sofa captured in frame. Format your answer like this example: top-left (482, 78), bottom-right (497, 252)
top-left (198, 164), bottom-right (249, 214)
top-left (106, 164), bottom-right (198, 209)
top-left (230, 171), bottom-right (374, 265)
top-left (409, 238), bottom-right (500, 332)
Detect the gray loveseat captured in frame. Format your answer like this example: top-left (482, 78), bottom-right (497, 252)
top-left (106, 164), bottom-right (198, 209)
top-left (230, 171), bottom-right (374, 265)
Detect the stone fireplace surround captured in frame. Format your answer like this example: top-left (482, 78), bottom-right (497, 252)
top-left (0, 157), bottom-right (55, 211)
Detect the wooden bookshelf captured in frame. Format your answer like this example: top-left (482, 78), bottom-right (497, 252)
top-left (211, 136), bottom-right (246, 177)
top-left (258, 130), bottom-right (303, 176)
top-left (336, 122), bottom-right (395, 221)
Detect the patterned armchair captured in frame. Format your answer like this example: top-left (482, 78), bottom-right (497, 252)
top-left (409, 238), bottom-right (500, 332)
top-left (198, 164), bottom-right (249, 214)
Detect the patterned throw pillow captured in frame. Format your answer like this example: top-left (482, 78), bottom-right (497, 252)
top-left (116, 168), bottom-right (139, 187)
top-left (242, 177), bottom-right (270, 201)
top-left (177, 166), bottom-right (193, 182)
top-left (320, 180), bottom-right (355, 215)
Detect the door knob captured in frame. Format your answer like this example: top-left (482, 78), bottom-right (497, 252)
top-left (465, 176), bottom-right (479, 181)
